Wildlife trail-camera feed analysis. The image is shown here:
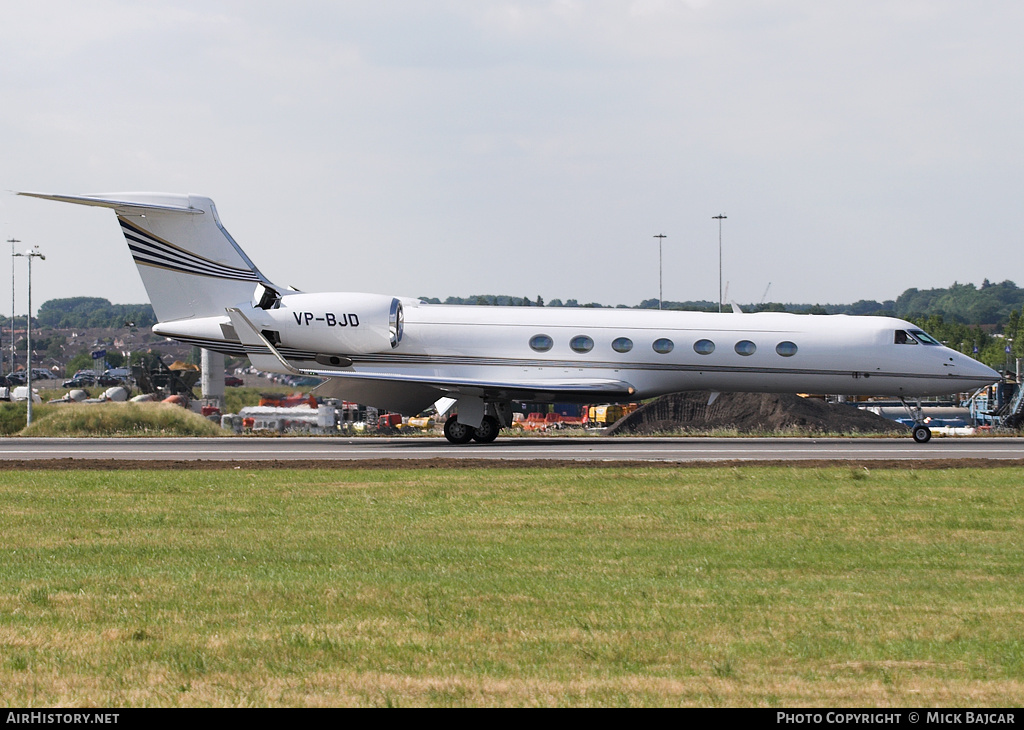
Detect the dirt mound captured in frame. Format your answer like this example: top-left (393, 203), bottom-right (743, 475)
top-left (605, 392), bottom-right (907, 436)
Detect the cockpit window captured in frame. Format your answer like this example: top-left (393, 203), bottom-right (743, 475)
top-left (894, 330), bottom-right (918, 345)
top-left (909, 329), bottom-right (942, 345)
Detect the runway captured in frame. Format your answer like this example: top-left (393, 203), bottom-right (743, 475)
top-left (1, 436), bottom-right (1023, 464)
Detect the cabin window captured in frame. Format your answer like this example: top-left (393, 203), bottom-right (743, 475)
top-left (693, 339), bottom-right (715, 355)
top-left (570, 335), bottom-right (595, 353)
top-left (612, 337), bottom-right (633, 353)
top-left (652, 338), bottom-right (674, 354)
top-left (894, 330), bottom-right (918, 345)
top-left (735, 340), bottom-right (757, 356)
top-left (529, 334), bottom-right (553, 352)
top-left (776, 341), bottom-right (798, 357)
top-left (909, 329), bottom-right (942, 345)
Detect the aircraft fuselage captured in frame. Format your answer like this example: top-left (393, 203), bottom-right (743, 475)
top-left (155, 293), bottom-right (997, 410)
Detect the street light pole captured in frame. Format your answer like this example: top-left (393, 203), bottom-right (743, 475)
top-left (712, 215), bottom-right (727, 313)
top-left (7, 238), bottom-right (20, 377)
top-left (653, 234), bottom-right (666, 310)
top-left (123, 321), bottom-right (136, 390)
top-left (14, 246), bottom-right (45, 426)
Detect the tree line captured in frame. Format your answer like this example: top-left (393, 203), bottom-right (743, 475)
top-left (422, 280), bottom-right (1024, 325)
top-left (0, 297), bottom-right (157, 330)
top-left (8, 282), bottom-right (1021, 331)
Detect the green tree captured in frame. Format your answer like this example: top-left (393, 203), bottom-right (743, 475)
top-left (909, 314), bottom-right (991, 359)
top-left (45, 338), bottom-right (65, 361)
top-left (36, 297), bottom-right (156, 330)
top-left (66, 351), bottom-right (96, 375)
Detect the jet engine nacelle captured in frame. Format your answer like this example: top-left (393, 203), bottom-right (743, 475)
top-left (267, 292), bottom-right (404, 355)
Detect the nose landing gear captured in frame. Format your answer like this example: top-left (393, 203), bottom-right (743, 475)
top-left (900, 398), bottom-right (932, 443)
top-left (911, 424), bottom-right (932, 443)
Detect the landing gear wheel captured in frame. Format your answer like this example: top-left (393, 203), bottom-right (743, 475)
top-left (443, 415), bottom-right (475, 444)
top-left (471, 415), bottom-right (500, 443)
top-left (899, 398), bottom-right (932, 445)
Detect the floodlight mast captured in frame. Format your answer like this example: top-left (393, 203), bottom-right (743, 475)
top-left (712, 214), bottom-right (727, 313)
top-left (654, 234), bottom-right (667, 310)
top-left (7, 238), bottom-right (19, 377)
top-left (14, 246), bottom-right (45, 425)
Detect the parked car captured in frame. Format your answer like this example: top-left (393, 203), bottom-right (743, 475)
top-left (96, 374), bottom-right (125, 387)
top-left (62, 374), bottom-right (95, 388)
top-left (224, 375), bottom-right (244, 387)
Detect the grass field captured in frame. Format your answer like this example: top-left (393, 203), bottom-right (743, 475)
top-left (1, 465), bottom-right (1023, 707)
top-left (0, 386), bottom-right (298, 435)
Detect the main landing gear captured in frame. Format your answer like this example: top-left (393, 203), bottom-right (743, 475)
top-left (443, 414), bottom-right (500, 444)
top-left (899, 397), bottom-right (932, 443)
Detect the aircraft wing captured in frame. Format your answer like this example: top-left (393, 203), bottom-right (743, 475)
top-left (312, 368), bottom-right (636, 415)
top-left (225, 308), bottom-right (636, 413)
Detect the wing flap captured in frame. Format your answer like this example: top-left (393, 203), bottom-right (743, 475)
top-left (311, 369), bottom-right (637, 396)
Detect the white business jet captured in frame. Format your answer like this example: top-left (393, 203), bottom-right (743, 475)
top-left (19, 192), bottom-right (999, 444)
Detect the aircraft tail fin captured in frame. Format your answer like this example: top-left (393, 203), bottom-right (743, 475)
top-left (18, 192), bottom-right (277, 322)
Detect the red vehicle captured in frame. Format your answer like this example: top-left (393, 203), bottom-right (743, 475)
top-left (522, 412), bottom-right (583, 431)
top-left (224, 375), bottom-right (243, 387)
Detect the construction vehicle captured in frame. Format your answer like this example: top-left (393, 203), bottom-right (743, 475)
top-left (587, 404), bottom-right (625, 426)
top-left (131, 357), bottom-right (199, 402)
top-left (405, 414), bottom-right (436, 430)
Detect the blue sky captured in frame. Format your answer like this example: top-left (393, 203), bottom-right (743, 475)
top-left (3, 1), bottom-right (1023, 312)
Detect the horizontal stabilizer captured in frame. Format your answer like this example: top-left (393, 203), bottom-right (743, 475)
top-left (18, 191), bottom-right (203, 214)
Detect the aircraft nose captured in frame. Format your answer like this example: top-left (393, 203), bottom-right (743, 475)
top-left (955, 352), bottom-right (1000, 384)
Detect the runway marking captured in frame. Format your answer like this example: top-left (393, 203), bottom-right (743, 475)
top-left (2, 436), bottom-right (1021, 463)
top-left (1, 445), bottom-right (1019, 460)
top-left (0, 448), bottom-right (1012, 454)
